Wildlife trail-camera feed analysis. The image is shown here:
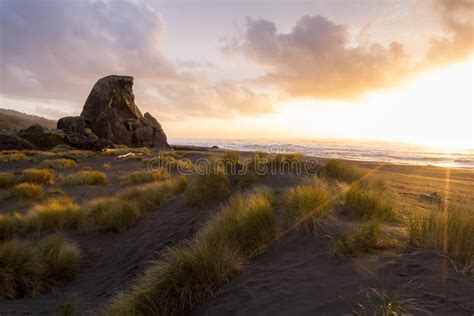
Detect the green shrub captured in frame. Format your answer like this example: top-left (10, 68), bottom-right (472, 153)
top-left (102, 187), bottom-right (276, 315)
top-left (11, 183), bottom-right (44, 200)
top-left (186, 171), bottom-right (231, 206)
top-left (20, 168), bottom-right (54, 184)
top-left (408, 206), bottom-right (474, 269)
top-left (0, 234), bottom-right (80, 299)
top-left (60, 170), bottom-right (107, 186)
top-left (40, 159), bottom-right (77, 170)
top-left (26, 197), bottom-right (84, 232)
top-left (335, 221), bottom-right (396, 256)
top-left (283, 181), bottom-right (331, 231)
top-left (122, 169), bottom-right (169, 185)
top-left (344, 185), bottom-right (398, 222)
top-left (0, 172), bottom-right (17, 188)
top-left (324, 159), bottom-right (364, 183)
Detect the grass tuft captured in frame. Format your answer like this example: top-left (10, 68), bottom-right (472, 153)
top-left (20, 168), bottom-right (54, 184)
top-left (40, 159), bottom-right (77, 170)
top-left (283, 180), bottom-right (331, 231)
top-left (26, 197), bottom-right (84, 232)
top-left (0, 234), bottom-right (80, 299)
top-left (60, 170), bottom-right (107, 186)
top-left (0, 213), bottom-right (27, 241)
top-left (335, 221), bottom-right (397, 257)
top-left (408, 206), bottom-right (474, 270)
top-left (344, 185), bottom-right (398, 222)
top-left (0, 172), bottom-right (18, 188)
top-left (0, 152), bottom-right (30, 163)
top-left (11, 183), bottom-right (44, 200)
top-left (122, 169), bottom-right (169, 185)
top-left (323, 159), bottom-right (364, 183)
top-left (186, 170), bottom-right (231, 206)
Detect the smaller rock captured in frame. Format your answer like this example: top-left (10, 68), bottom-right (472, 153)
top-left (18, 124), bottom-right (65, 149)
top-left (57, 116), bottom-right (86, 134)
top-left (0, 132), bottom-right (37, 150)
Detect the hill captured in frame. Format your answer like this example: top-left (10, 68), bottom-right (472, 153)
top-left (0, 108), bottom-right (56, 130)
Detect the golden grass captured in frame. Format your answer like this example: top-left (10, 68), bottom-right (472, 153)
top-left (101, 147), bottom-right (151, 157)
top-left (10, 183), bottom-right (44, 200)
top-left (0, 213), bottom-right (26, 241)
top-left (186, 170), bottom-right (231, 206)
top-left (335, 221), bottom-right (397, 257)
top-left (0, 171), bottom-right (17, 188)
top-left (283, 180), bottom-right (331, 231)
top-left (344, 185), bottom-right (398, 222)
top-left (408, 206), bottom-right (474, 270)
top-left (26, 197), bottom-right (84, 232)
top-left (266, 153), bottom-right (305, 173)
top-left (40, 159), bottom-right (77, 170)
top-left (20, 168), bottom-right (54, 184)
top-left (324, 159), bottom-right (365, 183)
top-left (101, 187), bottom-right (275, 315)
top-left (0, 152), bottom-right (30, 163)
top-left (84, 177), bottom-right (188, 232)
top-left (0, 233), bottom-right (81, 299)
top-left (122, 169), bottom-right (169, 185)
top-left (60, 170), bottom-right (107, 186)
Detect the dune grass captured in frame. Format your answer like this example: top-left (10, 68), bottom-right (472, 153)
top-left (122, 169), bottom-right (169, 185)
top-left (101, 186), bottom-right (275, 315)
top-left (335, 221), bottom-right (397, 257)
top-left (20, 168), bottom-right (54, 184)
top-left (186, 170), bottom-right (231, 206)
top-left (0, 213), bottom-right (26, 241)
top-left (0, 152), bottom-right (30, 163)
top-left (40, 159), bottom-right (77, 170)
top-left (408, 206), bottom-right (474, 270)
top-left (323, 159), bottom-right (364, 183)
top-left (26, 196), bottom-right (84, 232)
top-left (10, 183), bottom-right (44, 200)
top-left (60, 170), bottom-right (107, 186)
top-left (0, 233), bottom-right (81, 299)
top-left (84, 176), bottom-right (188, 232)
top-left (282, 180), bottom-right (331, 231)
top-left (344, 185), bottom-right (398, 222)
top-left (0, 171), bottom-right (17, 188)
top-left (266, 153), bottom-right (305, 174)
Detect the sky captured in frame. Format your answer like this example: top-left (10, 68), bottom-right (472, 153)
top-left (0, 0), bottom-right (473, 149)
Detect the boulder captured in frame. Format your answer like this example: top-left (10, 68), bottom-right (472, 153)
top-left (57, 75), bottom-right (170, 150)
top-left (18, 124), bottom-right (65, 149)
top-left (57, 116), bottom-right (86, 134)
top-left (0, 132), bottom-right (36, 150)
top-left (81, 75), bottom-right (142, 126)
top-left (63, 132), bottom-right (115, 151)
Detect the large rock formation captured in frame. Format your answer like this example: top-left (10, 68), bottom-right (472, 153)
top-left (57, 75), bottom-right (169, 149)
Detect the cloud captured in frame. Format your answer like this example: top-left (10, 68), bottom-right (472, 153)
top-left (0, 0), bottom-right (268, 119)
top-left (224, 1), bottom-right (473, 100)
top-left (223, 15), bottom-right (412, 99)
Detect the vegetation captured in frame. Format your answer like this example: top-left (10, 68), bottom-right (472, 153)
top-left (335, 221), bottom-right (397, 256)
top-left (26, 197), bottom-right (84, 232)
top-left (20, 168), bottom-right (54, 184)
top-left (186, 169), bottom-right (231, 206)
top-left (323, 159), bottom-right (364, 183)
top-left (0, 213), bottom-right (26, 241)
top-left (10, 183), bottom-right (44, 200)
top-left (60, 170), bottom-right (108, 186)
top-left (101, 187), bottom-right (275, 315)
top-left (283, 180), bottom-right (331, 231)
top-left (266, 153), bottom-right (305, 174)
top-left (101, 147), bottom-right (151, 157)
top-left (0, 234), bottom-right (81, 299)
top-left (84, 177), bottom-right (188, 232)
top-left (122, 169), bottom-right (169, 185)
top-left (0, 171), bottom-right (17, 188)
top-left (40, 159), bottom-right (77, 170)
top-left (344, 185), bottom-right (398, 222)
top-left (408, 206), bottom-right (474, 270)
top-left (0, 152), bottom-right (30, 163)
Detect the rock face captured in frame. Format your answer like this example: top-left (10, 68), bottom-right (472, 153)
top-left (57, 75), bottom-right (169, 150)
top-left (17, 124), bottom-right (65, 149)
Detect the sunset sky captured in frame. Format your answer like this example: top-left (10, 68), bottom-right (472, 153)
top-left (0, 0), bottom-right (472, 149)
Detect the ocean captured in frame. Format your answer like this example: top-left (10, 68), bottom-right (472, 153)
top-left (169, 139), bottom-right (474, 170)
